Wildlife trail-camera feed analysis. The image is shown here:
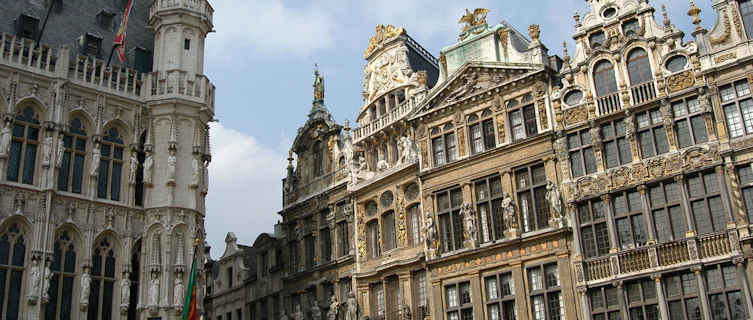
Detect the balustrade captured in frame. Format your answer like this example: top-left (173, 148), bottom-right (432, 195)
top-left (657, 240), bottom-right (689, 266)
top-left (585, 256), bottom-right (613, 282)
top-left (353, 97), bottom-right (416, 143)
top-left (630, 81), bottom-right (657, 105)
top-left (618, 248), bottom-right (650, 274)
top-left (0, 33), bottom-right (57, 74)
top-left (596, 92), bottom-right (622, 115)
top-left (699, 232), bottom-right (732, 259)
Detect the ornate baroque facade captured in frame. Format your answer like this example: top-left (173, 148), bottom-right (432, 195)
top-left (206, 1), bottom-right (753, 320)
top-left (0, 0), bottom-right (215, 320)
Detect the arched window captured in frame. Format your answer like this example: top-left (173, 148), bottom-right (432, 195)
top-left (58, 118), bottom-right (87, 194)
top-left (381, 211), bottom-right (396, 251)
top-left (98, 127), bottom-right (124, 201)
top-left (0, 223), bottom-right (26, 320)
top-left (89, 237), bottom-right (116, 320)
top-left (46, 231), bottom-right (76, 320)
top-left (7, 106), bottom-right (40, 184)
top-left (626, 48), bottom-right (653, 86)
top-left (127, 240), bottom-right (141, 320)
top-left (593, 60), bottom-right (618, 97)
top-left (312, 140), bottom-right (323, 177)
top-left (740, 0), bottom-right (753, 39)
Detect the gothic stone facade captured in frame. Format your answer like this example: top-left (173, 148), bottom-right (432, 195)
top-left (0, 1), bottom-right (216, 320)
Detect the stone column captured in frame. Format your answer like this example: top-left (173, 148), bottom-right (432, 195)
top-left (590, 124), bottom-right (606, 173)
top-left (691, 266), bottom-right (712, 319)
top-left (468, 271), bottom-right (482, 319)
top-left (600, 194), bottom-right (620, 253)
top-left (675, 174), bottom-right (697, 237)
top-left (511, 262), bottom-right (528, 320)
top-left (637, 185), bottom-right (657, 242)
top-left (430, 279), bottom-right (443, 319)
top-left (735, 258), bottom-right (753, 318)
top-left (716, 165), bottom-right (735, 225)
top-left (652, 273), bottom-right (669, 320)
top-left (615, 281), bottom-right (628, 319)
top-left (578, 287), bottom-right (590, 320)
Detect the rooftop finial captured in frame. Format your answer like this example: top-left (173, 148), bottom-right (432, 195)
top-left (662, 4), bottom-right (671, 28)
top-left (687, 0), bottom-right (703, 32)
top-left (313, 64), bottom-right (324, 102)
top-left (287, 150), bottom-right (294, 168)
top-left (573, 11), bottom-right (581, 27)
top-left (562, 41), bottom-right (570, 62)
top-left (344, 119), bottom-right (350, 132)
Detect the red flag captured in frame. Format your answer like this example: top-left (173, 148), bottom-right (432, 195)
top-left (182, 242), bottom-right (199, 320)
top-left (114, 0), bottom-right (134, 63)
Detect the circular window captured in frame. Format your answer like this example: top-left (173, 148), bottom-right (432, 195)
top-left (365, 201), bottom-right (378, 217)
top-left (380, 191), bottom-right (394, 208)
top-left (405, 183), bottom-right (419, 201)
top-left (602, 7), bottom-right (617, 19)
top-left (665, 55), bottom-right (688, 73)
top-left (563, 90), bottom-right (584, 106)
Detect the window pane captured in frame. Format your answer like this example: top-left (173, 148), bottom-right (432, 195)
top-left (741, 99), bottom-right (753, 134)
top-left (22, 143), bottom-right (37, 184)
top-left (725, 104), bottom-right (745, 138)
top-left (529, 267), bottom-right (543, 291)
top-left (584, 148), bottom-right (597, 173)
top-left (691, 116), bottom-right (708, 144)
top-left (58, 152), bottom-right (71, 191)
top-left (111, 162), bottom-right (122, 201)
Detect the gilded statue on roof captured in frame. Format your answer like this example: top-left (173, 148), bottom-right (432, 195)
top-left (363, 24), bottom-right (406, 58)
top-left (458, 8), bottom-right (489, 33)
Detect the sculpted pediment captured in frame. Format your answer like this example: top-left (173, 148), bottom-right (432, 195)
top-left (362, 43), bottom-right (421, 104)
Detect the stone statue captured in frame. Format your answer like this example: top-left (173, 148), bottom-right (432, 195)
top-left (149, 273), bottom-right (160, 306)
top-left (42, 261), bottom-right (52, 300)
top-left (346, 291), bottom-right (358, 320)
top-left (191, 158), bottom-right (201, 186)
top-left (293, 304), bottom-right (304, 320)
top-left (27, 259), bottom-right (41, 299)
top-left (80, 269), bottom-right (91, 305)
top-left (546, 180), bottom-right (562, 219)
top-left (55, 135), bottom-right (64, 168)
top-left (376, 157), bottom-right (389, 172)
top-left (121, 278), bottom-right (131, 306)
top-left (129, 154), bottom-right (138, 183)
top-left (461, 203), bottom-right (477, 246)
top-left (424, 210), bottom-right (439, 250)
top-left (396, 136), bottom-right (418, 165)
top-left (167, 153), bottom-right (177, 182)
top-left (311, 301), bottom-right (322, 320)
top-left (143, 153), bottom-right (154, 183)
top-left (327, 296), bottom-right (339, 320)
top-left (400, 304), bottom-right (411, 320)
top-left (501, 192), bottom-right (518, 231)
top-left (91, 145), bottom-right (101, 176)
top-left (174, 277), bottom-right (184, 306)
top-left (0, 121), bottom-right (11, 156)
top-left (280, 311), bottom-right (289, 320)
top-left (42, 135), bottom-right (53, 165)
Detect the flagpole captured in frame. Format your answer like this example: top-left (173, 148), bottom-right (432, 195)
top-left (105, 44), bottom-right (119, 71)
top-left (35, 0), bottom-right (56, 46)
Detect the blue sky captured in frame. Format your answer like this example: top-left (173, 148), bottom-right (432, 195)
top-left (201, 0), bottom-right (716, 257)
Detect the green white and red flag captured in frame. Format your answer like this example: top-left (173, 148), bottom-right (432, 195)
top-left (113, 0), bottom-right (134, 63)
top-left (182, 242), bottom-right (199, 320)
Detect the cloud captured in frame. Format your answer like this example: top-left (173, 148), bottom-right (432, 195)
top-left (205, 122), bottom-right (286, 257)
top-left (206, 0), bottom-right (336, 59)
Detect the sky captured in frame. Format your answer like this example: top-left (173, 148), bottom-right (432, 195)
top-left (201, 0), bottom-right (716, 258)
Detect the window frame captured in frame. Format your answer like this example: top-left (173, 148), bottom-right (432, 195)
top-left (0, 223), bottom-right (27, 320)
top-left (612, 189), bottom-right (648, 250)
top-left (431, 124), bottom-right (457, 166)
top-left (509, 104), bottom-right (538, 141)
top-left (626, 47), bottom-right (654, 86)
top-left (740, 0), bottom-right (753, 40)
top-left (577, 198), bottom-right (611, 258)
top-left (444, 281), bottom-right (473, 320)
top-left (97, 127), bottom-right (125, 201)
top-left (89, 237), bottom-right (117, 320)
top-left (468, 110), bottom-right (497, 154)
top-left (648, 180), bottom-right (688, 243)
top-left (721, 79), bottom-right (753, 138)
top-left (568, 129), bottom-right (596, 178)
top-left (593, 60), bottom-right (619, 97)
top-left (672, 96), bottom-right (708, 148)
top-left (685, 171), bottom-right (726, 235)
top-left (601, 119), bottom-right (632, 169)
top-left (485, 272), bottom-right (516, 320)
top-left (367, 220), bottom-right (380, 258)
top-left (407, 204), bottom-right (422, 246)
top-left (474, 175), bottom-right (505, 243)
top-left (46, 231), bottom-right (77, 320)
top-left (527, 263), bottom-right (563, 320)
top-left (624, 278), bottom-right (660, 320)
top-left (664, 270), bottom-right (702, 320)
top-left (636, 108), bottom-right (670, 158)
top-left (588, 285), bottom-right (621, 320)
top-left (436, 187), bottom-right (464, 253)
top-left (58, 118), bottom-right (88, 194)
top-left (704, 263), bottom-right (747, 320)
top-left (381, 210), bottom-right (397, 252)
top-left (7, 106), bottom-right (41, 185)
top-left (516, 163), bottom-right (549, 233)
top-left (737, 164), bottom-right (753, 224)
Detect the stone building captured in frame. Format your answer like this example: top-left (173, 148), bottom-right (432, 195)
top-left (206, 1), bottom-right (753, 320)
top-left (0, 0), bottom-right (216, 320)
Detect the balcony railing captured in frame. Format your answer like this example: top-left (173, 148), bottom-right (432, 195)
top-left (0, 33), bottom-right (57, 74)
top-left (353, 97), bottom-right (417, 143)
top-left (149, 0), bottom-right (214, 25)
top-left (631, 81), bottom-right (657, 106)
top-left (70, 55), bottom-right (143, 97)
top-left (596, 92), bottom-right (622, 116)
top-left (584, 232), bottom-right (737, 283)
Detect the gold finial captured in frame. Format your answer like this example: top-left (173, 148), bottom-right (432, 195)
top-left (313, 64), bottom-right (324, 102)
top-left (687, 0), bottom-right (703, 32)
top-left (528, 24), bottom-right (541, 43)
top-left (194, 238), bottom-right (200, 246)
top-left (458, 8), bottom-right (489, 34)
top-left (344, 119), bottom-right (350, 132)
top-left (662, 5), bottom-right (671, 28)
top-left (287, 150), bottom-right (294, 167)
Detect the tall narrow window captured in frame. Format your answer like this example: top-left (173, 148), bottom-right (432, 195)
top-left (437, 187), bottom-right (464, 252)
top-left (578, 199), bottom-right (611, 258)
top-left (721, 79), bottom-right (753, 138)
top-left (636, 108), bottom-right (669, 157)
top-left (589, 285), bottom-right (621, 319)
top-left (625, 278), bottom-right (659, 320)
top-left (627, 48), bottom-right (653, 86)
top-left (407, 204), bottom-right (422, 246)
top-left (665, 270), bottom-right (701, 320)
top-left (367, 221), bottom-right (380, 258)
top-left (649, 180), bottom-right (687, 243)
top-left (686, 171), bottom-right (726, 235)
top-left (98, 127), bottom-right (124, 201)
top-left (528, 263), bottom-right (563, 320)
top-left (568, 129), bottom-right (596, 177)
top-left (739, 165), bottom-right (753, 224)
top-left (0, 223), bottom-right (26, 320)
top-left (431, 124), bottom-right (457, 166)
top-left (510, 105), bottom-right (538, 141)
top-left (313, 141), bottom-right (323, 177)
top-left (740, 0), bottom-right (753, 39)
top-left (58, 118), bottom-right (87, 194)
top-left (337, 221), bottom-right (350, 257)
top-left (127, 240), bottom-right (141, 320)
top-left (134, 132), bottom-right (146, 207)
top-left (468, 110), bottom-right (496, 154)
top-left (89, 238), bottom-right (116, 320)
top-left (46, 231), bottom-right (76, 320)
top-left (486, 273), bottom-right (516, 320)
top-left (612, 189), bottom-right (647, 249)
top-left (319, 228), bottom-right (331, 263)
top-left (601, 119), bottom-right (632, 168)
top-left (7, 106), bottom-right (40, 184)
top-left (305, 235), bottom-right (314, 269)
top-left (445, 282), bottom-right (473, 320)
top-left (516, 163), bottom-right (549, 232)
top-left (593, 60), bottom-right (618, 97)
top-left (673, 97), bottom-right (708, 148)
top-left (705, 264), bottom-right (747, 319)
top-left (474, 175), bottom-right (505, 242)
top-left (413, 271), bottom-right (428, 318)
top-left (381, 211), bottom-right (396, 251)
top-left (372, 283), bottom-right (385, 319)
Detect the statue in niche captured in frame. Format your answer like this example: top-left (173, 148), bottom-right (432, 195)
top-left (153, 232), bottom-right (162, 265)
top-left (173, 277), bottom-right (184, 306)
top-left (396, 136), bottom-right (418, 165)
top-left (502, 192), bottom-right (518, 231)
top-left (55, 135), bottom-right (64, 168)
top-left (546, 180), bottom-right (562, 220)
top-left (311, 300), bottom-right (322, 320)
top-left (327, 296), bottom-right (339, 320)
top-left (91, 144), bottom-right (101, 176)
top-left (346, 291), bottom-right (358, 320)
top-left (80, 269), bottom-right (91, 305)
top-left (42, 135), bottom-right (53, 165)
top-left (191, 158), bottom-right (201, 186)
top-left (0, 121), bottom-right (11, 156)
top-left (424, 210), bottom-right (439, 250)
top-left (167, 152), bottom-right (177, 182)
top-left (461, 203), bottom-right (477, 246)
top-left (120, 278), bottom-right (131, 306)
top-left (27, 259), bottom-right (41, 299)
top-left (129, 153), bottom-right (138, 183)
top-left (149, 273), bottom-right (160, 306)
top-left (14, 193), bottom-right (24, 215)
top-left (293, 304), bottom-right (304, 320)
top-left (280, 311), bottom-right (289, 320)
top-left (143, 153), bottom-right (154, 183)
top-left (42, 261), bottom-right (52, 300)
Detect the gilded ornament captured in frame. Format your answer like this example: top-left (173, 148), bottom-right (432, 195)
top-left (497, 28), bottom-right (509, 55)
top-left (564, 105), bottom-right (588, 126)
top-left (458, 8), bottom-right (489, 35)
top-left (456, 127), bottom-right (466, 157)
top-left (496, 113), bottom-right (506, 143)
top-left (538, 100), bottom-right (548, 130)
top-left (363, 24), bottom-right (406, 58)
top-left (666, 70), bottom-right (695, 93)
top-left (528, 24), bottom-right (540, 43)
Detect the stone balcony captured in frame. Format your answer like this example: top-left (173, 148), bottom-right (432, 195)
top-left (0, 33), bottom-right (215, 112)
top-left (149, 0), bottom-right (214, 25)
top-left (353, 96), bottom-right (418, 144)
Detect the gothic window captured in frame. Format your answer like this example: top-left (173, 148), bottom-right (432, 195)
top-left (7, 106), bottom-right (40, 184)
top-left (636, 108), bottom-right (669, 157)
top-left (89, 238), bottom-right (116, 320)
top-left (593, 60), bottom-right (618, 97)
top-left (705, 264), bottom-right (747, 319)
top-left (624, 278), bottom-right (659, 320)
top-left (568, 129), bottom-right (596, 177)
top-left (128, 240), bottom-right (141, 320)
top-left (612, 189), bottom-right (647, 250)
top-left (98, 127), bottom-right (124, 201)
top-left (601, 119), bottom-right (632, 168)
top-left (740, 0), bottom-right (753, 39)
top-left (134, 132), bottom-right (146, 207)
top-left (589, 285), bottom-right (620, 320)
top-left (0, 223), bottom-right (26, 320)
top-left (686, 171), bottom-right (726, 235)
top-left (437, 187), bottom-right (463, 253)
top-left (578, 199), bottom-right (611, 258)
top-left (367, 221), bottom-right (380, 258)
top-left (528, 263), bottom-right (562, 320)
top-left (407, 204), bottom-right (422, 246)
top-left (516, 163), bottom-right (549, 232)
top-left (337, 221), bottom-right (350, 257)
top-left (46, 231), bottom-right (76, 320)
top-left (468, 110), bottom-right (496, 154)
top-left (509, 104), bottom-right (537, 141)
top-left (485, 272), bottom-right (516, 320)
top-left (445, 281), bottom-right (472, 320)
top-left (721, 79), bottom-right (753, 138)
top-left (313, 141), bottom-right (323, 177)
top-left (665, 270), bottom-right (701, 320)
top-left (431, 124), bottom-right (456, 166)
top-left (627, 48), bottom-right (653, 86)
top-left (649, 179), bottom-right (687, 243)
top-left (58, 118), bottom-right (87, 194)
top-left (474, 175), bottom-right (505, 243)
top-left (673, 97), bottom-right (708, 148)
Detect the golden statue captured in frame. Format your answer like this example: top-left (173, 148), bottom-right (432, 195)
top-left (363, 24), bottom-right (406, 58)
top-left (313, 64), bottom-right (324, 101)
top-left (459, 8), bottom-right (489, 33)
